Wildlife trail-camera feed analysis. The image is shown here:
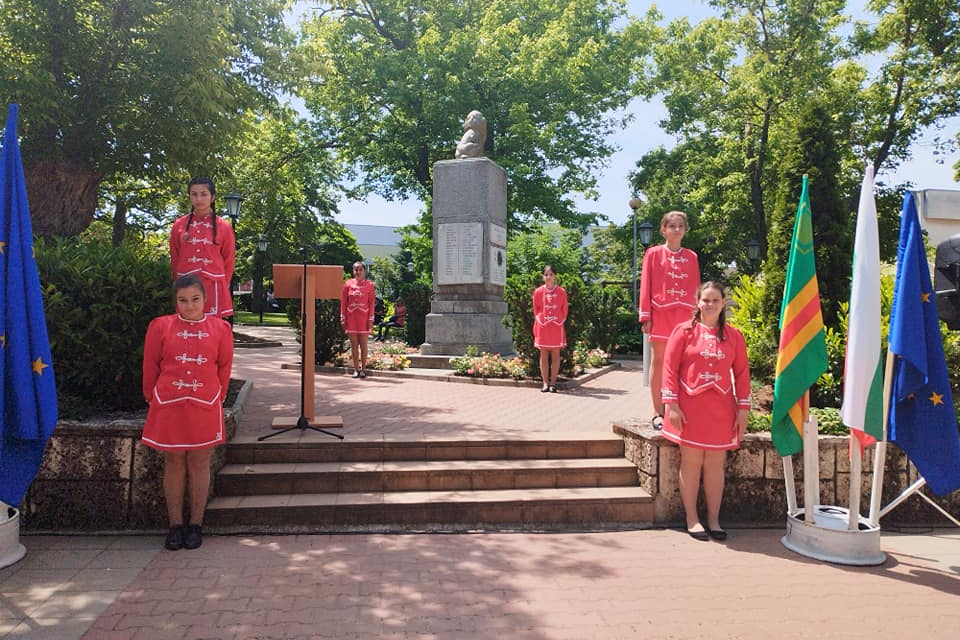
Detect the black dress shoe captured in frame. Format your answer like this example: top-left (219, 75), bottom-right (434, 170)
top-left (707, 527), bottom-right (728, 541)
top-left (183, 524), bottom-right (203, 550)
top-left (164, 525), bottom-right (184, 551)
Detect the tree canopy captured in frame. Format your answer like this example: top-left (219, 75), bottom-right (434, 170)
top-left (628, 0), bottom-right (960, 274)
top-left (297, 0), bottom-right (650, 231)
top-left (0, 0), bottom-right (292, 236)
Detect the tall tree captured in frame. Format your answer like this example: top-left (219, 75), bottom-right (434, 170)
top-left (0, 0), bottom-right (292, 236)
top-left (763, 99), bottom-right (850, 328)
top-left (853, 0), bottom-right (960, 176)
top-left (630, 0), bottom-right (960, 277)
top-left (636, 0), bottom-right (846, 255)
top-left (297, 0), bottom-right (649, 231)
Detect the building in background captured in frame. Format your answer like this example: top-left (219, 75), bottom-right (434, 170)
top-left (346, 224), bottom-right (402, 260)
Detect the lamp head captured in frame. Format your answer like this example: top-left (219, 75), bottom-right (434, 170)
top-left (638, 221), bottom-right (654, 247)
top-left (223, 193), bottom-right (244, 224)
top-left (746, 238), bottom-right (761, 262)
top-left (256, 234), bottom-right (268, 253)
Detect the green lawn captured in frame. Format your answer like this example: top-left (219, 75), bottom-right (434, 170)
top-left (233, 311), bottom-right (291, 327)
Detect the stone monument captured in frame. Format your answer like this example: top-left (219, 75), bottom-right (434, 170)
top-left (419, 111), bottom-right (514, 356)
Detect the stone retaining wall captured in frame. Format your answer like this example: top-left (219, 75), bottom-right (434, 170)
top-left (614, 420), bottom-right (960, 526)
top-left (20, 380), bottom-right (251, 532)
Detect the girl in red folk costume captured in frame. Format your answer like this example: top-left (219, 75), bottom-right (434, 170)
top-left (169, 177), bottom-right (236, 320)
top-left (533, 265), bottom-right (568, 393)
top-left (142, 275), bottom-right (234, 551)
top-left (340, 261), bottom-right (376, 378)
top-left (661, 282), bottom-right (750, 541)
top-left (639, 210), bottom-right (700, 429)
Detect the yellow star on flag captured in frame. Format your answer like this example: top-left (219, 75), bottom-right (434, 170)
top-left (32, 357), bottom-right (49, 376)
top-left (0, 240), bottom-right (5, 254)
top-left (921, 291), bottom-right (931, 303)
top-left (929, 391), bottom-right (944, 406)
top-left (0, 333), bottom-right (5, 348)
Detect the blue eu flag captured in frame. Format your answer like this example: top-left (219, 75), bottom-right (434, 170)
top-left (888, 192), bottom-right (960, 496)
top-left (0, 104), bottom-right (58, 507)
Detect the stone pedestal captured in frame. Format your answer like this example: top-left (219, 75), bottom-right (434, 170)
top-left (420, 158), bottom-right (514, 356)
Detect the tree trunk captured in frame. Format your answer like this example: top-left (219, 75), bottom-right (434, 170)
top-left (112, 196), bottom-right (128, 246)
top-left (23, 159), bottom-right (102, 237)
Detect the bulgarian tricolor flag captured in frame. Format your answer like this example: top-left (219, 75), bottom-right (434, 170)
top-left (771, 174), bottom-right (829, 456)
top-left (840, 165), bottom-right (884, 449)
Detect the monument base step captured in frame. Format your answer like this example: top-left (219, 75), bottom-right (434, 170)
top-left (405, 354), bottom-right (455, 369)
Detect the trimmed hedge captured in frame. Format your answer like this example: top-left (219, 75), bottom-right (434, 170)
top-left (36, 237), bottom-right (172, 417)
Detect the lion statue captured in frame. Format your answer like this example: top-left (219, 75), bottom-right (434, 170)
top-left (455, 110), bottom-right (487, 159)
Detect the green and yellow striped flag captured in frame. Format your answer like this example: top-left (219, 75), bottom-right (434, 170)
top-left (771, 175), bottom-right (829, 456)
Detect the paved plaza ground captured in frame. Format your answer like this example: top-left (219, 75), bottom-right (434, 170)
top-left (1, 325), bottom-right (957, 639)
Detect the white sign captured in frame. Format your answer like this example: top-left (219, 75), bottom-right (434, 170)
top-left (437, 222), bottom-right (484, 285)
top-left (489, 223), bottom-right (507, 248)
top-left (490, 246), bottom-right (507, 286)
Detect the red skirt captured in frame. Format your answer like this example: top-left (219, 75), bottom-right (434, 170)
top-left (661, 388), bottom-right (740, 451)
top-left (648, 306), bottom-right (694, 342)
top-left (534, 321), bottom-right (566, 349)
top-left (142, 400), bottom-right (225, 451)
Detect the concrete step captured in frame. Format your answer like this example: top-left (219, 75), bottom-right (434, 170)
top-left (405, 354), bottom-right (455, 369)
top-left (205, 486), bottom-right (653, 531)
top-left (215, 458), bottom-right (639, 496)
top-left (225, 435), bottom-right (626, 464)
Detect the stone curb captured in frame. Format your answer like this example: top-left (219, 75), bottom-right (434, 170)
top-left (280, 361), bottom-right (622, 389)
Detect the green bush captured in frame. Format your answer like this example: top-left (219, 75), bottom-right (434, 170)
top-left (728, 273), bottom-right (778, 382)
top-left (400, 281), bottom-right (430, 347)
top-left (36, 236), bottom-right (172, 417)
top-left (746, 406), bottom-right (844, 436)
top-left (287, 298), bottom-right (347, 366)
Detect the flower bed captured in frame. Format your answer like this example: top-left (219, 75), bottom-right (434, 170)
top-left (450, 346), bottom-right (526, 380)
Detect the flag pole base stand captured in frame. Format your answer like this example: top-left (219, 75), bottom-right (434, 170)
top-left (0, 505), bottom-right (26, 569)
top-left (781, 505), bottom-right (886, 566)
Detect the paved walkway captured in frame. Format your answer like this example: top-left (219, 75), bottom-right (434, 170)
top-left (0, 324), bottom-right (957, 639)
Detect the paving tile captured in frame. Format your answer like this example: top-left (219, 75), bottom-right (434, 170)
top-left (11, 549), bottom-right (101, 571)
top-left (58, 567), bottom-right (144, 592)
top-left (5, 615), bottom-right (98, 639)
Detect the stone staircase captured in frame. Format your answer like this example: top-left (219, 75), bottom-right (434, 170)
top-left (205, 436), bottom-right (653, 532)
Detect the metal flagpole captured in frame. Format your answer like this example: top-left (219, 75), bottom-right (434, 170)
top-left (801, 392), bottom-right (819, 524)
top-left (868, 350), bottom-right (895, 525)
top-left (848, 440), bottom-right (863, 530)
top-left (783, 456), bottom-right (798, 515)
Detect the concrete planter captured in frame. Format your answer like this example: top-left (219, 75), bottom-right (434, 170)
top-left (0, 505), bottom-right (26, 569)
top-left (614, 420), bottom-right (960, 526)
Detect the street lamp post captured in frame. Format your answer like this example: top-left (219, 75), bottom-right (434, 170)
top-left (222, 193), bottom-right (244, 317)
top-left (256, 234), bottom-right (268, 324)
top-left (628, 197), bottom-right (643, 314)
top-left (745, 238), bottom-right (761, 270)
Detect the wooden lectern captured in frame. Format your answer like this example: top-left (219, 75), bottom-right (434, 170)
top-left (263, 263), bottom-right (345, 437)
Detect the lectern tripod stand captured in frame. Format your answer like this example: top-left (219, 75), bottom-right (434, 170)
top-left (258, 250), bottom-right (344, 441)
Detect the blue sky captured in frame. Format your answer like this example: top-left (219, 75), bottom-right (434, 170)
top-left (289, 1), bottom-right (959, 227)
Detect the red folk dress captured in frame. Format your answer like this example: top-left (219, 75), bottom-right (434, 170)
top-left (141, 314), bottom-right (234, 451)
top-left (169, 213), bottom-right (236, 318)
top-left (638, 245), bottom-right (700, 342)
top-left (340, 278), bottom-right (376, 335)
top-left (533, 284), bottom-right (568, 349)
top-left (660, 322), bottom-right (750, 451)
